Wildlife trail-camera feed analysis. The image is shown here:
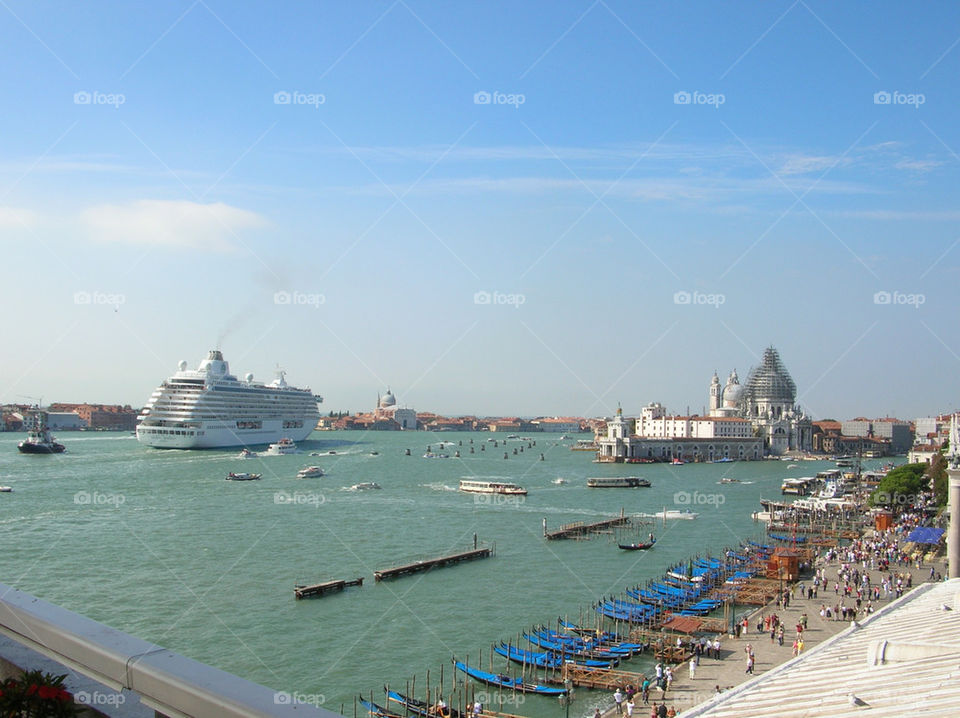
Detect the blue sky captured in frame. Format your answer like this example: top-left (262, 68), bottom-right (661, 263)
top-left (1, 1), bottom-right (958, 420)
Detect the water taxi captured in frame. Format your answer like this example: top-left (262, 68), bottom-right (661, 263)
top-left (458, 479), bottom-right (527, 496)
top-left (263, 438), bottom-right (297, 455)
top-left (586, 476), bottom-right (651, 488)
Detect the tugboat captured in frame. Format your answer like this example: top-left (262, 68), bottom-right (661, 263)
top-left (17, 412), bottom-right (66, 454)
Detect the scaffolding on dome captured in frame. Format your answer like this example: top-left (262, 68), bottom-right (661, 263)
top-left (739, 346), bottom-right (797, 411)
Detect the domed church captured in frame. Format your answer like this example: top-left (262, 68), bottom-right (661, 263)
top-left (709, 346), bottom-right (812, 455)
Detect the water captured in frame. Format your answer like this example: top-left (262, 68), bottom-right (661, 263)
top-left (0, 431), bottom-right (891, 717)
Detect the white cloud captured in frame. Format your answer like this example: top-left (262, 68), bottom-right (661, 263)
top-left (80, 200), bottom-right (266, 251)
top-left (0, 207), bottom-right (37, 230)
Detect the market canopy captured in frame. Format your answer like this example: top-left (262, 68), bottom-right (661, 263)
top-left (906, 527), bottom-right (945, 544)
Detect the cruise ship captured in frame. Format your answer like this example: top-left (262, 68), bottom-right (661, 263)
top-left (136, 350), bottom-right (322, 449)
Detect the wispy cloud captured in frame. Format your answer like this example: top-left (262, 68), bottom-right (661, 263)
top-left (0, 207), bottom-right (37, 230)
top-left (831, 209), bottom-right (960, 221)
top-left (80, 199), bottom-right (266, 251)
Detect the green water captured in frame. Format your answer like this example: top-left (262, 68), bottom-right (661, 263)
top-left (0, 431), bottom-right (891, 717)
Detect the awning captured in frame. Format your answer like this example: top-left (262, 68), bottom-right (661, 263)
top-left (906, 527), bottom-right (945, 544)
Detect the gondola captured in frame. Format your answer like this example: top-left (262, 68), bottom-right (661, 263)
top-left (618, 541), bottom-right (655, 550)
top-left (453, 660), bottom-right (567, 696)
top-left (385, 689), bottom-right (463, 718)
top-left (360, 697), bottom-right (403, 718)
top-left (494, 642), bottom-right (616, 669)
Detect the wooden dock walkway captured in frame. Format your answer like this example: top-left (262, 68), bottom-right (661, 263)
top-left (542, 664), bottom-right (644, 691)
top-left (374, 547), bottom-right (493, 582)
top-left (295, 577), bottom-right (363, 599)
top-left (544, 511), bottom-right (630, 540)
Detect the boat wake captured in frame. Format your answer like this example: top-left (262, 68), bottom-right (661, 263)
top-left (421, 482), bottom-right (458, 492)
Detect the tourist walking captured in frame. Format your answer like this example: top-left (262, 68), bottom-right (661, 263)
top-left (614, 687), bottom-right (624, 714)
top-left (626, 697), bottom-right (635, 717)
top-left (689, 657), bottom-right (697, 680)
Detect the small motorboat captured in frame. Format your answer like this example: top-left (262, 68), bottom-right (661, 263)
top-left (0, 486), bottom-right (12, 493)
top-left (423, 452), bottom-right (449, 459)
top-left (237, 448), bottom-right (255, 459)
top-left (670, 458), bottom-right (685, 465)
top-left (349, 482), bottom-right (381, 491)
top-left (369, 450), bottom-right (379, 456)
top-left (297, 466), bottom-right (324, 478)
top-left (719, 478), bottom-right (742, 484)
top-left (226, 472), bottom-right (261, 481)
top-left (263, 438), bottom-right (297, 456)
top-left (552, 478), bottom-right (567, 485)
top-left (309, 452), bottom-right (322, 456)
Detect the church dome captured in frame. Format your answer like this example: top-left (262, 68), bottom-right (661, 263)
top-left (379, 390), bottom-right (397, 408)
top-left (723, 383), bottom-right (744, 406)
top-left (741, 347), bottom-right (797, 405)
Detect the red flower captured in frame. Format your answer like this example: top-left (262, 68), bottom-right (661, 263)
top-left (56, 688), bottom-right (72, 702)
top-left (38, 684), bottom-right (57, 699)
top-left (26, 683), bottom-right (39, 696)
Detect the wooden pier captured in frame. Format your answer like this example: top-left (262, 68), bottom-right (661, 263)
top-left (295, 577), bottom-right (363, 599)
top-left (544, 510), bottom-right (631, 540)
top-left (374, 546), bottom-right (493, 582)
top-left (543, 664), bottom-right (643, 691)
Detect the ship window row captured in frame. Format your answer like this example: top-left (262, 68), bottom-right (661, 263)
top-left (139, 428), bottom-right (205, 436)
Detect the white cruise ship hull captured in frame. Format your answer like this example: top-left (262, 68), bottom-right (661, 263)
top-left (136, 350), bottom-right (321, 450)
top-left (137, 420), bottom-right (314, 449)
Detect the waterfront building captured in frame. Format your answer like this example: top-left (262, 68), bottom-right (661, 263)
top-left (373, 389), bottom-right (417, 430)
top-left (43, 412), bottom-right (87, 430)
top-left (841, 417), bottom-right (913, 454)
top-left (596, 407), bottom-right (761, 462)
top-left (532, 417), bottom-right (583, 433)
top-left (50, 402), bottom-right (139, 430)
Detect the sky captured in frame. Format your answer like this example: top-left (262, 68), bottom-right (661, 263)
top-left (1, 1), bottom-right (959, 421)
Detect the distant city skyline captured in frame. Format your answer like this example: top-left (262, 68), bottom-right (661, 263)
top-left (2, 2), bottom-right (959, 421)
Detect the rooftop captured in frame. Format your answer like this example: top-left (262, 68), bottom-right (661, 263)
top-left (682, 577), bottom-right (960, 717)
